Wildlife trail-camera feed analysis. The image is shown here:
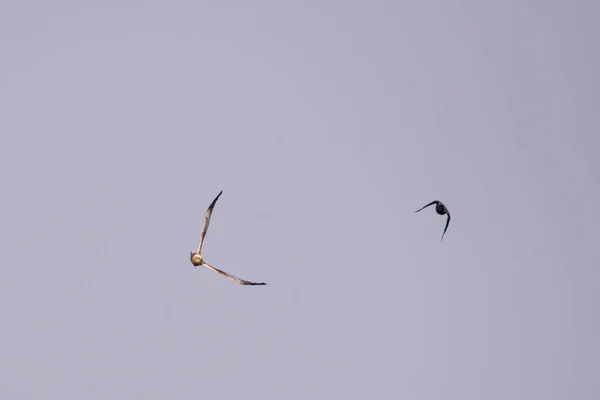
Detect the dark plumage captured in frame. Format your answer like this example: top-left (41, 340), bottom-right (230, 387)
top-left (415, 200), bottom-right (451, 240)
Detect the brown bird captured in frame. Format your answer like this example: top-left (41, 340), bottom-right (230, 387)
top-left (190, 190), bottom-right (266, 286)
top-left (415, 200), bottom-right (451, 241)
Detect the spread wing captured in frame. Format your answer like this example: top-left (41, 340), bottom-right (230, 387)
top-left (202, 261), bottom-right (267, 286)
top-left (197, 190), bottom-right (223, 254)
top-left (415, 200), bottom-right (439, 213)
top-left (441, 211), bottom-right (451, 241)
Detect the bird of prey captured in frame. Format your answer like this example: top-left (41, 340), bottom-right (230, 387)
top-left (415, 200), bottom-right (451, 240)
top-left (190, 190), bottom-right (267, 286)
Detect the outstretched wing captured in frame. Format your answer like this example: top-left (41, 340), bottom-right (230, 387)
top-left (415, 200), bottom-right (439, 213)
top-left (202, 261), bottom-right (267, 286)
top-left (441, 211), bottom-right (451, 241)
top-left (197, 190), bottom-right (223, 254)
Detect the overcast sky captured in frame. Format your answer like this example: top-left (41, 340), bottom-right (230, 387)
top-left (1, 1), bottom-right (599, 399)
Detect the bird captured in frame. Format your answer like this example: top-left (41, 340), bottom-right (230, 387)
top-left (190, 190), bottom-right (267, 286)
top-left (415, 200), bottom-right (451, 240)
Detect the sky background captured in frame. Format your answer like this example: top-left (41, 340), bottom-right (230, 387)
top-left (1, 1), bottom-right (599, 399)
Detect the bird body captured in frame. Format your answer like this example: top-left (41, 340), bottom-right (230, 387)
top-left (190, 252), bottom-right (203, 266)
top-left (434, 202), bottom-right (447, 215)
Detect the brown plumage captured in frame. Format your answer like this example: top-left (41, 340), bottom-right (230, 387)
top-left (190, 190), bottom-right (266, 286)
top-left (415, 200), bottom-right (451, 241)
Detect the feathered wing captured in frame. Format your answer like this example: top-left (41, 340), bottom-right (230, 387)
top-left (441, 211), bottom-right (451, 240)
top-left (197, 190), bottom-right (223, 254)
top-left (202, 261), bottom-right (267, 286)
top-left (415, 200), bottom-right (439, 213)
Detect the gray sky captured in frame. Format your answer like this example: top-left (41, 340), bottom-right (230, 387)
top-left (1, 1), bottom-right (599, 399)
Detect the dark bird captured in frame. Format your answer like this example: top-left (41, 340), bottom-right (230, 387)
top-left (415, 200), bottom-right (451, 241)
top-left (190, 190), bottom-right (267, 286)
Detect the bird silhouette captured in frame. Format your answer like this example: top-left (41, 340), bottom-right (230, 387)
top-left (190, 190), bottom-right (267, 286)
top-left (415, 200), bottom-right (451, 241)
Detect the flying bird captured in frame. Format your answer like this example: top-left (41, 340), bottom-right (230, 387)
top-left (190, 190), bottom-right (267, 286)
top-left (415, 200), bottom-right (451, 240)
